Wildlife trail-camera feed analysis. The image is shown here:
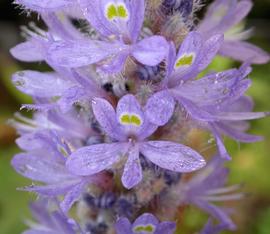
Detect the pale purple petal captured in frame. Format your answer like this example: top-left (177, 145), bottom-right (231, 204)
top-left (15, 0), bottom-right (75, 12)
top-left (219, 40), bottom-right (270, 64)
top-left (11, 153), bottom-right (74, 184)
top-left (140, 141), bottom-right (206, 172)
top-left (10, 40), bottom-right (44, 62)
top-left (195, 200), bottom-right (236, 230)
top-left (132, 36), bottom-right (168, 66)
top-left (47, 40), bottom-right (127, 67)
top-left (121, 145), bottom-right (142, 189)
top-left (12, 71), bottom-right (72, 98)
top-left (66, 143), bottom-right (128, 176)
top-left (145, 90), bottom-right (175, 126)
top-left (128, 0), bottom-right (145, 41)
top-left (215, 111), bottom-right (269, 121)
top-left (115, 218), bottom-right (132, 234)
top-left (92, 97), bottom-right (125, 140)
top-left (155, 222), bottom-right (176, 234)
top-left (60, 182), bottom-right (86, 213)
top-left (23, 180), bottom-right (80, 196)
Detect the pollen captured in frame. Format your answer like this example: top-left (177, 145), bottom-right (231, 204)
top-left (175, 54), bottom-right (194, 69)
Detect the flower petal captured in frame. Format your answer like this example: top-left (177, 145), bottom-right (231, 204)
top-left (132, 36), bottom-right (168, 66)
top-left (10, 40), bottom-right (45, 62)
top-left (66, 143), bottom-right (128, 176)
top-left (12, 71), bottom-right (72, 98)
top-left (115, 217), bottom-right (132, 234)
top-left (15, 0), bottom-right (74, 12)
top-left (156, 222), bottom-right (176, 234)
top-left (47, 40), bottom-right (127, 67)
top-left (140, 141), bottom-right (206, 172)
top-left (11, 153), bottom-right (73, 184)
top-left (145, 90), bottom-right (175, 126)
top-left (219, 40), bottom-right (270, 64)
top-left (60, 182), bottom-right (86, 213)
top-left (121, 145), bottom-right (142, 189)
top-left (92, 97), bottom-right (124, 140)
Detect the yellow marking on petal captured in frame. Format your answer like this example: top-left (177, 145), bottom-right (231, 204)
top-left (133, 225), bottom-right (155, 232)
top-left (106, 4), bottom-right (118, 20)
top-left (120, 113), bottom-right (142, 126)
top-left (174, 54), bottom-right (194, 69)
top-left (120, 114), bottom-right (131, 124)
top-left (130, 115), bottom-right (141, 126)
top-left (117, 4), bottom-right (128, 19)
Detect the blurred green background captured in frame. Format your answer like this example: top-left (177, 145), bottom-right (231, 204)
top-left (0, 0), bottom-right (269, 233)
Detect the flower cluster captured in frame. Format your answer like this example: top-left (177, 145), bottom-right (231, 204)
top-left (10, 0), bottom-right (269, 233)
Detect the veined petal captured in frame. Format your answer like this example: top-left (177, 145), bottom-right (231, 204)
top-left (15, 0), bottom-right (75, 12)
top-left (60, 182), bottom-right (86, 213)
top-left (115, 218), bottom-right (132, 234)
top-left (10, 40), bottom-right (45, 62)
top-left (121, 145), bottom-right (142, 189)
top-left (219, 40), bottom-right (270, 64)
top-left (47, 40), bottom-right (127, 67)
top-left (145, 90), bottom-right (175, 126)
top-left (92, 97), bottom-right (124, 140)
top-left (140, 141), bottom-right (206, 172)
top-left (66, 143), bottom-right (128, 176)
top-left (12, 71), bottom-right (72, 98)
top-left (128, 0), bottom-right (145, 41)
top-left (215, 111), bottom-right (269, 121)
top-left (132, 36), bottom-right (168, 66)
top-left (11, 153), bottom-right (74, 184)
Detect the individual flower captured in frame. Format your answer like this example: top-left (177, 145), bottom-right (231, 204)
top-left (177, 157), bottom-right (242, 230)
top-left (23, 198), bottom-right (84, 234)
top-left (66, 94), bottom-right (206, 189)
top-left (115, 213), bottom-right (176, 234)
top-left (146, 32), bottom-right (267, 159)
top-left (11, 130), bottom-right (112, 213)
top-left (197, 0), bottom-right (270, 64)
top-left (47, 0), bottom-right (169, 73)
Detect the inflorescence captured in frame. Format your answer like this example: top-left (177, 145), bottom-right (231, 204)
top-left (9, 0), bottom-right (269, 233)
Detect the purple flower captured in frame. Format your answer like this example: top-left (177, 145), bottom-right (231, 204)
top-left (47, 0), bottom-right (169, 73)
top-left (198, 0), bottom-right (270, 64)
top-left (146, 32), bottom-right (267, 159)
top-left (115, 213), bottom-right (176, 234)
top-left (66, 94), bottom-right (206, 189)
top-left (11, 130), bottom-right (112, 213)
top-left (178, 157), bottom-right (242, 230)
top-left (23, 198), bottom-right (83, 234)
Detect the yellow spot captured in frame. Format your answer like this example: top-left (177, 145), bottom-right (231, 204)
top-left (175, 54), bottom-right (194, 69)
top-left (105, 3), bottom-right (129, 21)
top-left (117, 4), bottom-right (128, 18)
top-left (133, 225), bottom-right (155, 232)
top-left (106, 4), bottom-right (118, 20)
top-left (120, 114), bottom-right (130, 124)
top-left (120, 114), bottom-right (142, 126)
